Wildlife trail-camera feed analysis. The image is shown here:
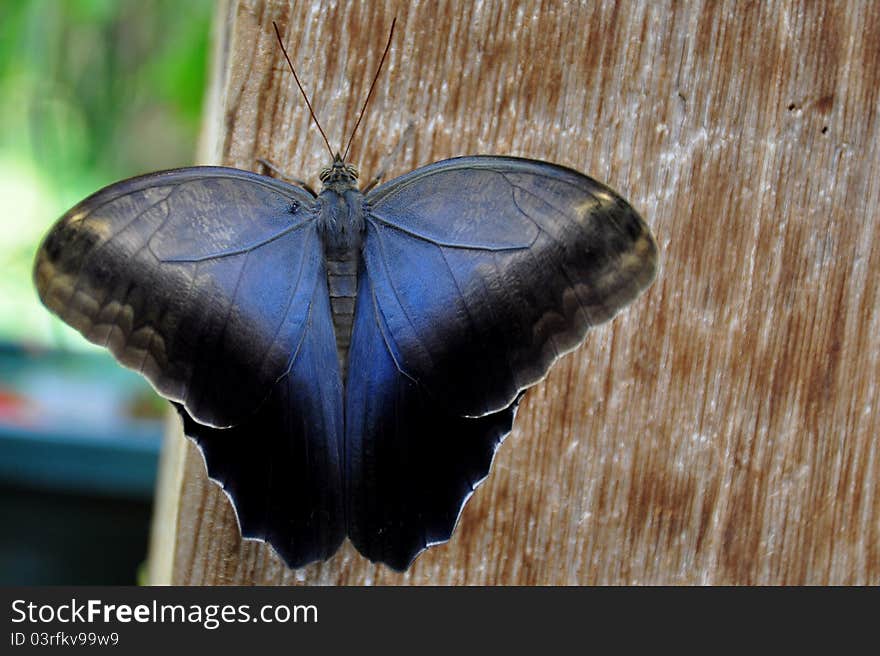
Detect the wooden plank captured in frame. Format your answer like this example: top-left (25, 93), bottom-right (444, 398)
top-left (148, 0), bottom-right (880, 585)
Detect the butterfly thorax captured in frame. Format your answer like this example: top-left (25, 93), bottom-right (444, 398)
top-left (317, 155), bottom-right (365, 255)
top-left (317, 187), bottom-right (365, 255)
top-left (317, 156), bottom-right (365, 382)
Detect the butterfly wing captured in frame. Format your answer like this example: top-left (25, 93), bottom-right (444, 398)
top-left (344, 269), bottom-right (521, 569)
top-left (34, 167), bottom-right (345, 566)
top-left (177, 270), bottom-right (345, 566)
top-left (363, 156), bottom-right (657, 416)
top-left (346, 156), bottom-right (657, 568)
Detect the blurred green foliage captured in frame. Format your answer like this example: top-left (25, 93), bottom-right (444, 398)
top-left (0, 0), bottom-right (213, 347)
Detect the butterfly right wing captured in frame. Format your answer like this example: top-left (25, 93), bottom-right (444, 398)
top-left (344, 156), bottom-right (656, 569)
top-left (361, 156), bottom-right (657, 418)
top-left (344, 268), bottom-right (520, 570)
top-left (34, 167), bottom-right (346, 566)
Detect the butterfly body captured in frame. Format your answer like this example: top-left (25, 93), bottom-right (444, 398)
top-left (314, 155), bottom-right (366, 376)
top-left (35, 155), bottom-right (657, 570)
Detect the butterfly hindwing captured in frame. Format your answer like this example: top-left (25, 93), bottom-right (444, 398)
top-left (344, 265), bottom-right (520, 570)
top-left (179, 266), bottom-right (345, 567)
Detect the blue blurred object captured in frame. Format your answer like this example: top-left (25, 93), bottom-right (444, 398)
top-left (0, 342), bottom-right (164, 583)
top-left (0, 342), bottom-right (163, 499)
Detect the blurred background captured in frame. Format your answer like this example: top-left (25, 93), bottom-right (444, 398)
top-left (0, 0), bottom-right (213, 584)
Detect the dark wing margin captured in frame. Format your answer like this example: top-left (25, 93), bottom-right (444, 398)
top-left (344, 269), bottom-right (520, 570)
top-left (33, 166), bottom-right (320, 428)
top-left (365, 155), bottom-right (658, 418)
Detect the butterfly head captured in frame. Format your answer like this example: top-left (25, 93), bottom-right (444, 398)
top-left (321, 153), bottom-right (358, 191)
top-left (319, 153), bottom-right (359, 191)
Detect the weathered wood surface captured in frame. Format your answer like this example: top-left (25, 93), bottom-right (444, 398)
top-left (147, 0), bottom-right (880, 585)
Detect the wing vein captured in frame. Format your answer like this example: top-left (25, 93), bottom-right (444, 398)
top-left (256, 226), bottom-right (316, 385)
top-left (154, 219), bottom-right (312, 263)
top-left (369, 213), bottom-right (533, 251)
top-left (279, 237), bottom-right (322, 380)
top-left (368, 272), bottom-right (420, 386)
top-left (183, 247), bottom-right (250, 413)
top-left (500, 178), bottom-right (595, 324)
top-left (366, 219), bottom-right (436, 374)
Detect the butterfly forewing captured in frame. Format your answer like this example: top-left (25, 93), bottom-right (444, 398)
top-left (362, 156), bottom-right (658, 418)
top-left (34, 167), bottom-right (322, 428)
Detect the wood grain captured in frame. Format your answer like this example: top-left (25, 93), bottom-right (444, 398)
top-left (147, 0), bottom-right (880, 585)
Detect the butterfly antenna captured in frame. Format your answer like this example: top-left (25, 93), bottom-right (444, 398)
top-left (272, 21), bottom-right (334, 159)
top-left (342, 17), bottom-right (397, 162)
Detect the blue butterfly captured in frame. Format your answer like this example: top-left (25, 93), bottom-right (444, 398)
top-left (33, 22), bottom-right (657, 571)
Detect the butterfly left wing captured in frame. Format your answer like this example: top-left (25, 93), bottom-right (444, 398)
top-left (34, 167), bottom-right (324, 428)
top-left (33, 167), bottom-right (346, 567)
top-left (345, 156), bottom-right (657, 568)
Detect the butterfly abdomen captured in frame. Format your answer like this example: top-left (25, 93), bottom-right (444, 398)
top-left (318, 187), bottom-right (366, 382)
top-left (326, 249), bottom-right (360, 382)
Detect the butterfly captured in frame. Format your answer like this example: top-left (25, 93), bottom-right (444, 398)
top-left (32, 21), bottom-right (658, 571)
